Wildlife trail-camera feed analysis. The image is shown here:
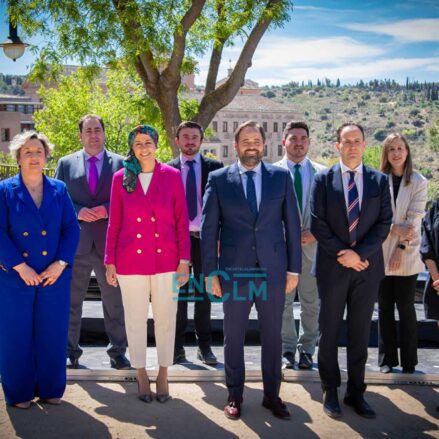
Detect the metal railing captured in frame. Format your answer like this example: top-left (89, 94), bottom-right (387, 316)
top-left (0, 163), bottom-right (55, 180)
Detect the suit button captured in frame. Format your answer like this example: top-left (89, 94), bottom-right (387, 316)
top-left (41, 230), bottom-right (47, 236)
top-left (22, 231), bottom-right (29, 237)
top-left (137, 249), bottom-right (142, 254)
top-left (137, 217), bottom-right (142, 222)
top-left (23, 252), bottom-right (29, 257)
top-left (151, 217), bottom-right (156, 222)
top-left (154, 233), bottom-right (159, 238)
top-left (42, 251), bottom-right (48, 256)
top-left (156, 248), bottom-right (162, 253)
top-left (251, 246), bottom-right (256, 251)
top-left (137, 233), bottom-right (142, 239)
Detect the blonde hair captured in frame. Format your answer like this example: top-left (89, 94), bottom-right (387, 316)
top-left (380, 133), bottom-right (413, 185)
top-left (9, 131), bottom-right (54, 160)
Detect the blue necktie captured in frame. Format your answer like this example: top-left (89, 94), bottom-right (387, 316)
top-left (186, 160), bottom-right (197, 221)
top-left (347, 171), bottom-right (360, 247)
top-left (245, 170), bottom-right (258, 218)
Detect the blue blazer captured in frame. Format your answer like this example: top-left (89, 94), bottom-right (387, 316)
top-left (0, 174), bottom-right (80, 287)
top-left (310, 163), bottom-right (392, 279)
top-left (201, 162), bottom-right (301, 285)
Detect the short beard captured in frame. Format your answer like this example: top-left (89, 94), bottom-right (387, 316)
top-left (240, 152), bottom-right (262, 168)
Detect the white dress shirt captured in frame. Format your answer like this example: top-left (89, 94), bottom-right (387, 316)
top-left (340, 160), bottom-right (364, 212)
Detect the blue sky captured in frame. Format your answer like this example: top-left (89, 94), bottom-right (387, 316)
top-left (1, 0), bottom-right (438, 86)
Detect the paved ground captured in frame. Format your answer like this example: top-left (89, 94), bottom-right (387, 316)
top-left (1, 381), bottom-right (438, 439)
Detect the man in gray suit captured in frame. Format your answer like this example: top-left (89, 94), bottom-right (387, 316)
top-left (55, 114), bottom-right (130, 369)
top-left (274, 121), bottom-right (325, 370)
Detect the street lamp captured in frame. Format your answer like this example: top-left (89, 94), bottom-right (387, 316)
top-left (0, 21), bottom-right (29, 61)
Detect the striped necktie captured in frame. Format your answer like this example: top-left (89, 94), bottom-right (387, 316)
top-left (347, 170), bottom-right (360, 247)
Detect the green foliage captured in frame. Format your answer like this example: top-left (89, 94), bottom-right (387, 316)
top-left (427, 118), bottom-right (439, 152)
top-left (401, 128), bottom-right (418, 140)
top-left (33, 67), bottom-right (167, 159)
top-left (363, 145), bottom-right (382, 170)
top-left (427, 180), bottom-right (439, 203)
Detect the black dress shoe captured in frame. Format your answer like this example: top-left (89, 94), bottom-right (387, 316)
top-left (224, 399), bottom-right (242, 420)
top-left (262, 396), bottom-right (291, 420)
top-left (173, 349), bottom-right (188, 364)
top-left (298, 353), bottom-right (313, 370)
top-left (67, 357), bottom-right (80, 369)
top-left (323, 389), bottom-right (342, 418)
top-left (402, 366), bottom-right (415, 374)
top-left (110, 355), bottom-right (131, 370)
top-left (197, 349), bottom-right (218, 366)
top-left (282, 352), bottom-right (295, 369)
top-left (344, 395), bottom-right (376, 419)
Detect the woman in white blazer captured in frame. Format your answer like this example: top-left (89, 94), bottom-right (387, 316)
top-left (378, 133), bottom-right (427, 374)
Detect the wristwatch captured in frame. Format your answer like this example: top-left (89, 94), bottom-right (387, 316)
top-left (58, 260), bottom-right (68, 267)
top-left (397, 243), bottom-right (406, 250)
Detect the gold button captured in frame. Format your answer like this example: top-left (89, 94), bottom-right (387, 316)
top-left (137, 233), bottom-right (142, 239)
top-left (42, 250), bottom-right (48, 256)
top-left (151, 217), bottom-right (156, 222)
top-left (23, 252), bottom-right (29, 257)
top-left (137, 217), bottom-right (142, 222)
top-left (22, 231), bottom-right (29, 237)
top-left (41, 230), bottom-right (47, 236)
top-left (156, 248), bottom-right (162, 253)
top-left (154, 233), bottom-right (159, 238)
top-left (137, 249), bottom-right (142, 254)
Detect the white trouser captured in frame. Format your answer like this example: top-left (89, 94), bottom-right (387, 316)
top-left (117, 272), bottom-right (177, 368)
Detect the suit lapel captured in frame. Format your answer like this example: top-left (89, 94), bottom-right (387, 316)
top-left (359, 165), bottom-right (376, 223)
top-left (258, 162), bottom-right (270, 221)
top-left (200, 155), bottom-right (208, 197)
top-left (95, 150), bottom-right (111, 195)
top-left (332, 163), bottom-right (348, 218)
top-left (227, 162), bottom-right (252, 215)
top-left (76, 150), bottom-right (89, 193)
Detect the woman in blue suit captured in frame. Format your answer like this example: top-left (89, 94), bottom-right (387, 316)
top-left (0, 131), bottom-right (80, 408)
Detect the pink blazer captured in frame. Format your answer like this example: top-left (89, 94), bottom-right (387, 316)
top-left (105, 162), bottom-right (190, 275)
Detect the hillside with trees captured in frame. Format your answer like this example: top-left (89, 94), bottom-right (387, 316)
top-left (262, 79), bottom-right (439, 201)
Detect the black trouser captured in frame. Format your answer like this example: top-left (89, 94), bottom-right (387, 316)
top-left (175, 235), bottom-right (212, 353)
top-left (378, 274), bottom-right (418, 368)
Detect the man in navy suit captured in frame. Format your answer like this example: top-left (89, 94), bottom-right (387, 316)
top-left (201, 120), bottom-right (301, 420)
top-left (167, 121), bottom-right (223, 366)
top-left (310, 122), bottom-right (392, 419)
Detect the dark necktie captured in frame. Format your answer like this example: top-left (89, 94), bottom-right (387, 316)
top-left (293, 164), bottom-right (303, 213)
top-left (347, 171), bottom-right (360, 247)
top-left (88, 156), bottom-right (98, 194)
top-left (245, 170), bottom-right (258, 218)
top-left (186, 160), bottom-right (197, 221)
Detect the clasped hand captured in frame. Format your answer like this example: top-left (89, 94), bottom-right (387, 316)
top-left (14, 262), bottom-right (65, 286)
top-left (337, 249), bottom-right (369, 272)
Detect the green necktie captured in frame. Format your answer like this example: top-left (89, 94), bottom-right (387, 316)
top-left (294, 164), bottom-right (303, 213)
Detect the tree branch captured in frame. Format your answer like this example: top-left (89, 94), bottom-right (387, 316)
top-left (196, 0), bottom-right (282, 127)
top-left (163, 0), bottom-right (206, 85)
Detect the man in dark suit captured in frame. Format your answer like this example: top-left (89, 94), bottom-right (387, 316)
top-left (201, 120), bottom-right (301, 420)
top-left (310, 122), bottom-right (392, 419)
top-left (55, 114), bottom-right (130, 370)
top-left (168, 121), bottom-right (223, 365)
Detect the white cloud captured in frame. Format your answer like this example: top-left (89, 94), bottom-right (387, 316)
top-left (343, 19), bottom-right (439, 43)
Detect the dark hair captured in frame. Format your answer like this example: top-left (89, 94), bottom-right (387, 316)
top-left (78, 114), bottom-right (105, 133)
top-left (234, 120), bottom-right (266, 143)
top-left (176, 121), bottom-right (204, 140)
top-left (380, 133), bottom-right (413, 185)
top-left (283, 121), bottom-right (309, 139)
top-left (336, 122), bottom-right (364, 142)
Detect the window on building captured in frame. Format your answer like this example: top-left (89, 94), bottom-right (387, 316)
top-left (25, 105), bottom-right (34, 114)
top-left (263, 145), bottom-right (268, 156)
top-left (282, 122), bottom-right (287, 131)
top-left (273, 122), bottom-right (278, 132)
top-left (6, 104), bottom-right (15, 112)
top-left (278, 144), bottom-right (283, 156)
top-left (222, 121), bottom-right (228, 132)
top-left (1, 128), bottom-right (10, 142)
top-left (263, 121), bottom-right (268, 132)
top-left (222, 145), bottom-right (228, 158)
top-left (21, 123), bottom-right (34, 132)
top-left (17, 105), bottom-right (25, 113)
top-left (233, 121), bottom-right (239, 132)
top-left (212, 121), bottom-right (218, 132)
